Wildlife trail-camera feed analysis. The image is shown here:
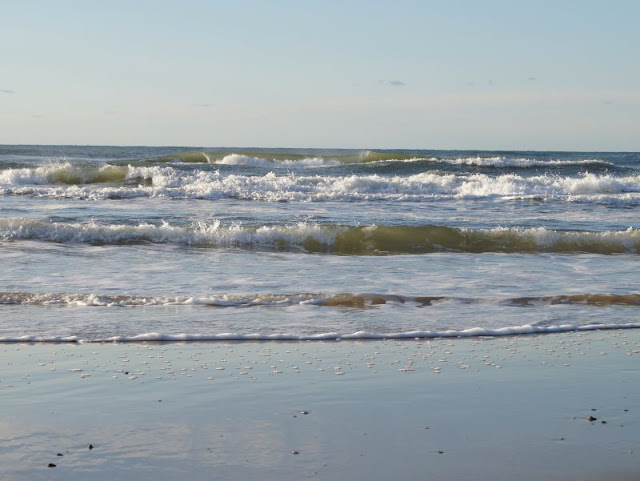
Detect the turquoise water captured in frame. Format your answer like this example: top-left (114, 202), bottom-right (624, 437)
top-left (1, 146), bottom-right (638, 341)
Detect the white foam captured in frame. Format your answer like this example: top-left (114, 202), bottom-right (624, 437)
top-left (214, 154), bottom-right (333, 168)
top-left (0, 217), bottom-right (340, 247)
top-left (2, 218), bottom-right (638, 253)
top-left (3, 165), bottom-right (640, 204)
top-left (217, 154), bottom-right (275, 167)
top-left (0, 162), bottom-right (128, 186)
top-left (2, 322), bottom-right (639, 343)
top-left (0, 335), bottom-right (81, 343)
top-left (0, 163), bottom-right (61, 185)
top-left (0, 292), bottom-right (429, 308)
top-left (430, 157), bottom-right (614, 168)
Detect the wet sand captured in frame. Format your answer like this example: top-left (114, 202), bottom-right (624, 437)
top-left (1, 330), bottom-right (639, 480)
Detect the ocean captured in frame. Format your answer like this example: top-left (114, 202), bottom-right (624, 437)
top-left (0, 145), bottom-right (638, 342)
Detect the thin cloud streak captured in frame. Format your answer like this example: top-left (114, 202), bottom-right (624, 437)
top-left (378, 80), bottom-right (406, 87)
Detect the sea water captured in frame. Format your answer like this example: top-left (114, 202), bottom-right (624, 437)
top-left (0, 145), bottom-right (638, 341)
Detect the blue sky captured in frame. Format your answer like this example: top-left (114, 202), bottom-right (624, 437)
top-left (2, 0), bottom-right (639, 150)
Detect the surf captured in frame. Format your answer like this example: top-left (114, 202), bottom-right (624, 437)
top-left (2, 219), bottom-right (639, 255)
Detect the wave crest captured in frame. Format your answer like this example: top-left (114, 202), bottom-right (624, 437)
top-left (158, 150), bottom-right (415, 164)
top-left (0, 162), bottom-right (128, 185)
top-left (3, 165), bottom-right (639, 203)
top-left (1, 219), bottom-right (638, 254)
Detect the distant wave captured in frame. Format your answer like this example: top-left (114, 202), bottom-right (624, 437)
top-left (154, 150), bottom-right (621, 170)
top-left (2, 164), bottom-right (639, 203)
top-left (215, 154), bottom-right (334, 167)
top-left (426, 156), bottom-right (616, 169)
top-left (1, 219), bottom-right (639, 254)
top-left (157, 150), bottom-right (416, 164)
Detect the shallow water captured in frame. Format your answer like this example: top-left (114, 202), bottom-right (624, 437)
top-left (1, 146), bottom-right (638, 341)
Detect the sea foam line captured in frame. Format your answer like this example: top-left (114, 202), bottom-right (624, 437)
top-left (2, 322), bottom-right (640, 343)
top-left (2, 292), bottom-right (639, 308)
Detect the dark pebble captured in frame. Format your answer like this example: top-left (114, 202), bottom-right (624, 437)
top-left (438, 450), bottom-right (444, 454)
top-left (601, 421), bottom-right (607, 424)
top-left (57, 453), bottom-right (64, 456)
top-left (48, 463), bottom-right (56, 468)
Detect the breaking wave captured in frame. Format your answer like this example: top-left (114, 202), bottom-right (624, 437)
top-left (427, 156), bottom-right (616, 169)
top-left (1, 219), bottom-right (639, 254)
top-left (0, 162), bottom-right (128, 185)
top-left (158, 150), bottom-right (415, 164)
top-left (154, 150), bottom-right (621, 170)
top-left (2, 164), bottom-right (639, 203)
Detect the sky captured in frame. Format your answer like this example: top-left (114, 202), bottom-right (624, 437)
top-left (1, 0), bottom-right (639, 151)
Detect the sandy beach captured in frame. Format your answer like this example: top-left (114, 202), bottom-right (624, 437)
top-left (1, 330), bottom-right (638, 481)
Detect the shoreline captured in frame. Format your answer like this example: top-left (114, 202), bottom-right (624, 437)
top-left (3, 320), bottom-right (640, 343)
top-left (2, 330), bottom-right (639, 480)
